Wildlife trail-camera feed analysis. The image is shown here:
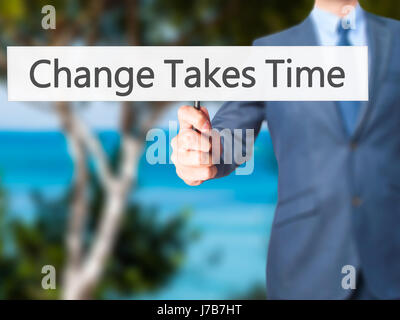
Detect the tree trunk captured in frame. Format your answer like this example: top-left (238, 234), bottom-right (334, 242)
top-left (62, 133), bottom-right (142, 300)
top-left (57, 101), bottom-right (144, 299)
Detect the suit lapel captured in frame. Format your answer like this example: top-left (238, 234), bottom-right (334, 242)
top-left (289, 14), bottom-right (391, 140)
top-left (297, 17), bottom-right (348, 139)
top-left (353, 12), bottom-right (392, 140)
top-left (296, 17), bottom-right (319, 46)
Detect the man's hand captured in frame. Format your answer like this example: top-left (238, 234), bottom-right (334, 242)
top-left (171, 105), bottom-right (220, 186)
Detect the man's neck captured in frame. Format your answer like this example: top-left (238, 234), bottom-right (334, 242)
top-left (314, 0), bottom-right (358, 17)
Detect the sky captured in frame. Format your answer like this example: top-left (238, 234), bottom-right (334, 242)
top-left (0, 85), bottom-right (226, 131)
top-left (0, 84), bottom-right (121, 130)
top-left (0, 85), bottom-right (270, 132)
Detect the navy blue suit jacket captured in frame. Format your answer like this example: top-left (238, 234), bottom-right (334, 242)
top-left (212, 12), bottom-right (400, 299)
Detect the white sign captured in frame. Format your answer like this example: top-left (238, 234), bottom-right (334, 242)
top-left (7, 46), bottom-right (368, 101)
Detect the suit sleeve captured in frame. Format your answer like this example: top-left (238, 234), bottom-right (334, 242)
top-left (211, 101), bottom-right (266, 178)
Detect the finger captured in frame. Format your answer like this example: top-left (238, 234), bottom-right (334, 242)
top-left (208, 128), bottom-right (221, 155)
top-left (183, 179), bottom-right (203, 186)
top-left (175, 149), bottom-right (213, 167)
top-left (171, 147), bottom-right (211, 167)
top-left (178, 105), bottom-right (211, 131)
top-left (176, 129), bottom-right (211, 152)
top-left (176, 165), bottom-right (217, 182)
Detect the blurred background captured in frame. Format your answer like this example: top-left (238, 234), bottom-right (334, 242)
top-left (0, 0), bottom-right (399, 299)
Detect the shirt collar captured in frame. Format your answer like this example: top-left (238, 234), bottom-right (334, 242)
top-left (311, 3), bottom-right (365, 36)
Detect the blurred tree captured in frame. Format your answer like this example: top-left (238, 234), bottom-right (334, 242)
top-left (0, 179), bottom-right (192, 299)
top-left (0, 0), bottom-right (398, 299)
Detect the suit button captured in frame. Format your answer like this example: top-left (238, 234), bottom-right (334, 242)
top-left (352, 196), bottom-right (362, 207)
top-left (350, 142), bottom-right (358, 150)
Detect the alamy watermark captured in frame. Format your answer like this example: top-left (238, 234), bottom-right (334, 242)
top-left (341, 5), bottom-right (357, 30)
top-left (41, 265), bottom-right (56, 290)
top-left (341, 265), bottom-right (356, 290)
top-left (41, 5), bottom-right (56, 30)
top-left (145, 121), bottom-right (255, 176)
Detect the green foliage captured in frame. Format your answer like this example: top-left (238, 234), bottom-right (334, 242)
top-left (362, 0), bottom-right (400, 19)
top-left (0, 180), bottom-right (192, 299)
top-left (1, 0), bottom-right (398, 47)
top-left (97, 205), bottom-right (191, 298)
top-left (86, 176), bottom-right (193, 298)
top-left (0, 217), bottom-right (63, 299)
top-left (147, 0), bottom-right (314, 45)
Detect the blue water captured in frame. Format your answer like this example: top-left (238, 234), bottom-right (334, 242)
top-left (0, 130), bottom-right (278, 299)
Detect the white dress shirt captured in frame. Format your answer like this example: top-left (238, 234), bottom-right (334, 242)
top-left (310, 3), bottom-right (367, 46)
